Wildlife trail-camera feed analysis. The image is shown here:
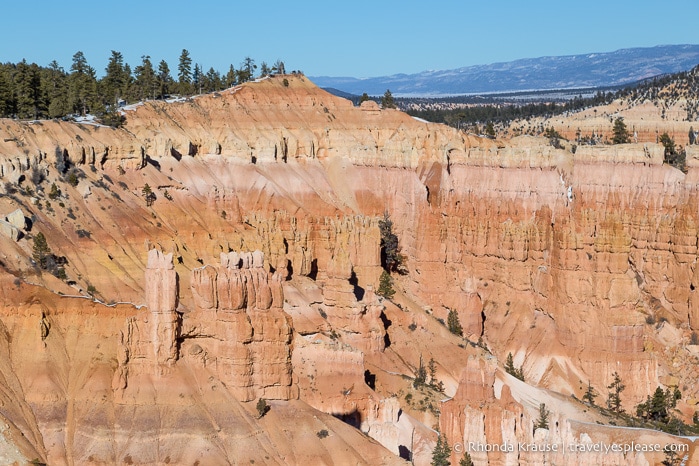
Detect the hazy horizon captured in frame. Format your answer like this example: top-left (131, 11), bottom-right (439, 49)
top-left (1, 0), bottom-right (697, 78)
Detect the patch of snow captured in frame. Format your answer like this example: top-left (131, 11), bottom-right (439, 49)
top-left (165, 97), bottom-right (187, 104)
top-left (253, 76), bottom-right (271, 83)
top-left (72, 114), bottom-right (109, 127)
top-left (411, 116), bottom-right (430, 123)
top-left (74, 114), bottom-right (97, 123)
top-left (120, 102), bottom-right (145, 112)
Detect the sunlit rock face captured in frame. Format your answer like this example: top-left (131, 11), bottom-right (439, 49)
top-left (0, 75), bottom-right (697, 464)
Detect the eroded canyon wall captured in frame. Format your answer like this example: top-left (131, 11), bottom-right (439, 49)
top-left (0, 75), bottom-right (697, 464)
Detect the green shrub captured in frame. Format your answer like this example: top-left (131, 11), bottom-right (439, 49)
top-left (256, 398), bottom-right (269, 418)
top-left (67, 172), bottom-right (78, 187)
top-left (48, 183), bottom-right (61, 199)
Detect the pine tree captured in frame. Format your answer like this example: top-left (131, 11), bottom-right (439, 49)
top-left (204, 67), bottom-right (222, 93)
top-left (377, 270), bottom-right (395, 299)
top-left (485, 121), bottom-right (496, 139)
top-left (103, 51), bottom-right (129, 106)
top-left (649, 386), bottom-right (669, 422)
top-left (662, 444), bottom-right (681, 466)
top-left (659, 133), bottom-right (686, 171)
top-left (272, 59), bottom-right (286, 75)
top-left (535, 403), bottom-right (550, 430)
top-left (142, 184), bottom-right (156, 206)
top-left (48, 183), bottom-right (60, 200)
top-left (359, 92), bottom-right (370, 105)
top-left (431, 433), bottom-right (451, 466)
top-left (636, 394), bottom-right (651, 419)
top-left (582, 381), bottom-right (597, 405)
top-left (134, 55), bottom-right (156, 100)
top-left (177, 49), bottom-right (192, 95)
top-left (612, 117), bottom-right (630, 144)
top-left (42, 60), bottom-right (69, 118)
top-left (428, 357), bottom-right (444, 392)
top-left (192, 64), bottom-right (202, 94)
top-left (381, 89), bottom-right (395, 109)
top-left (668, 386), bottom-right (681, 408)
top-left (413, 355), bottom-right (427, 388)
top-left (68, 51), bottom-right (98, 115)
top-left (505, 352), bottom-right (516, 375)
top-left (157, 60), bottom-right (172, 98)
top-left (14, 60), bottom-right (42, 119)
top-left (447, 309), bottom-right (463, 336)
top-left (238, 57), bottom-right (257, 83)
top-left (0, 66), bottom-right (12, 117)
top-left (428, 357), bottom-right (437, 383)
top-left (379, 212), bottom-right (404, 273)
top-left (458, 452), bottom-right (473, 466)
top-left (505, 352), bottom-right (524, 381)
top-left (660, 132), bottom-right (676, 156)
top-left (225, 65), bottom-right (237, 87)
top-left (32, 232), bottom-right (52, 269)
top-left (607, 372), bottom-right (625, 414)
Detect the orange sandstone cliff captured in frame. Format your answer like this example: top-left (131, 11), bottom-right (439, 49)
top-left (0, 75), bottom-right (696, 465)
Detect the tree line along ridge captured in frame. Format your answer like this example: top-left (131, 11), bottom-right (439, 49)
top-left (0, 50), bottom-right (290, 125)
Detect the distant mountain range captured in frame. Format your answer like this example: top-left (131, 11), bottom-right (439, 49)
top-left (310, 45), bottom-right (699, 97)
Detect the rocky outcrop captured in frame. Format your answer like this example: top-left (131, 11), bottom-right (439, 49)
top-left (188, 250), bottom-right (294, 401)
top-left (321, 243), bottom-right (386, 353)
top-left (145, 249), bottom-right (180, 366)
top-left (0, 208), bottom-right (27, 241)
top-left (240, 212), bottom-right (387, 353)
top-left (113, 249), bottom-right (294, 401)
top-left (292, 334), bottom-right (413, 458)
top-left (113, 249), bottom-right (180, 390)
top-left (5, 208), bottom-right (27, 230)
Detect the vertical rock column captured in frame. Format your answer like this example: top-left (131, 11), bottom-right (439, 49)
top-left (323, 244), bottom-right (386, 353)
top-left (247, 250), bottom-right (294, 400)
top-left (216, 252), bottom-right (255, 401)
top-left (145, 249), bottom-right (180, 369)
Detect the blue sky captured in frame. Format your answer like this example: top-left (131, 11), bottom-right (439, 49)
top-left (1, 0), bottom-right (697, 78)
